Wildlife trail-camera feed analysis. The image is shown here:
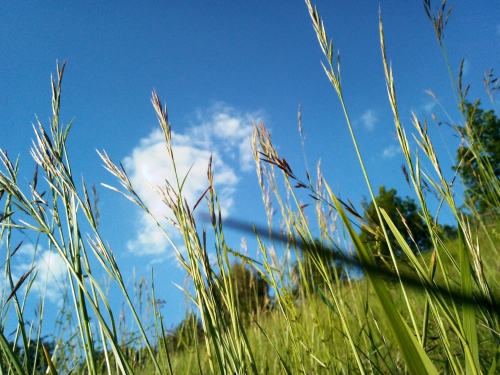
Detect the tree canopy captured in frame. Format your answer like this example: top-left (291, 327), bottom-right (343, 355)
top-left (360, 185), bottom-right (433, 261)
top-left (223, 260), bottom-right (270, 319)
top-left (454, 100), bottom-right (500, 214)
top-left (292, 238), bottom-right (347, 295)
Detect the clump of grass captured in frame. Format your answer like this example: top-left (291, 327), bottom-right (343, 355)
top-left (0, 62), bottom-right (169, 375)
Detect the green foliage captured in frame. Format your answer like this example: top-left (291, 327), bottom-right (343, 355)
top-left (454, 100), bottom-right (500, 214)
top-left (360, 185), bottom-right (433, 260)
top-left (164, 312), bottom-right (204, 353)
top-left (224, 260), bottom-right (270, 319)
top-left (0, 337), bottom-right (55, 374)
top-left (293, 239), bottom-right (346, 295)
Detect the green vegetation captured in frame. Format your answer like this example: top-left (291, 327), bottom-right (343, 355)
top-left (1, 0), bottom-right (500, 374)
top-left (455, 100), bottom-right (500, 215)
top-left (360, 185), bottom-right (433, 260)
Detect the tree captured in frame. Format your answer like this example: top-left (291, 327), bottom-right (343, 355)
top-left (454, 100), bottom-right (500, 214)
top-left (292, 238), bottom-right (347, 296)
top-left (360, 185), bottom-right (433, 262)
top-left (227, 260), bottom-right (270, 318)
top-left (164, 312), bottom-right (204, 353)
top-left (0, 336), bottom-right (55, 374)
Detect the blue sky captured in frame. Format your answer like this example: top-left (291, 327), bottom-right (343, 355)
top-left (1, 1), bottom-right (499, 333)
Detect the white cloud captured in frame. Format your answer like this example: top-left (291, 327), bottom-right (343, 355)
top-left (382, 145), bottom-right (401, 158)
top-left (123, 103), bottom-right (258, 257)
top-left (190, 103), bottom-right (257, 171)
top-left (360, 110), bottom-right (376, 131)
top-left (0, 243), bottom-right (68, 305)
top-left (422, 101), bottom-right (436, 113)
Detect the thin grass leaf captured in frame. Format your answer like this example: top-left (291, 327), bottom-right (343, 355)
top-left (42, 343), bottom-right (59, 375)
top-left (316, 287), bottom-right (338, 315)
top-left (252, 318), bottom-right (293, 375)
top-left (458, 225), bottom-right (480, 375)
top-left (0, 331), bottom-right (25, 375)
top-left (488, 352), bottom-right (499, 375)
top-left (326, 183), bottom-right (439, 375)
top-left (6, 266), bottom-right (35, 303)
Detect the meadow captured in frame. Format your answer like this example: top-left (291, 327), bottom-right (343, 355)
top-left (1, 1), bottom-right (499, 374)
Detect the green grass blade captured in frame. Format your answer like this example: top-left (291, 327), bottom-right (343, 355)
top-left (0, 331), bottom-right (25, 375)
top-left (459, 225), bottom-right (480, 375)
top-left (42, 343), bottom-right (59, 375)
top-left (252, 318), bottom-right (293, 375)
top-left (489, 362), bottom-right (498, 375)
top-left (325, 183), bottom-right (439, 375)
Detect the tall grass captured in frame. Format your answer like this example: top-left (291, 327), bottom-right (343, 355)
top-left (1, 1), bottom-right (499, 374)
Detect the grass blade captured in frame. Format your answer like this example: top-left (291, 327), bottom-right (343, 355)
top-left (325, 182), bottom-right (439, 375)
top-left (459, 224), bottom-right (480, 375)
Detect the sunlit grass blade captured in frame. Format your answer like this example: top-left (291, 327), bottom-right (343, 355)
top-left (42, 343), bottom-right (59, 375)
top-left (252, 318), bottom-right (293, 375)
top-left (458, 225), bottom-right (480, 375)
top-left (0, 331), bottom-right (25, 375)
top-left (325, 183), bottom-right (439, 375)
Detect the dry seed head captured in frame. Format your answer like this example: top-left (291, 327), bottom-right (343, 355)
top-left (151, 90), bottom-right (173, 154)
top-left (424, 0), bottom-right (453, 46)
top-left (298, 103), bottom-right (302, 135)
top-left (207, 154), bottom-right (213, 185)
top-left (484, 68), bottom-right (500, 102)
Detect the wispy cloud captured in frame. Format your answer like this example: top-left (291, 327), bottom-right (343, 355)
top-left (382, 145), bottom-right (401, 158)
top-left (360, 110), bottom-right (377, 131)
top-left (0, 244), bottom-right (68, 304)
top-left (422, 100), bottom-right (437, 113)
top-left (123, 103), bottom-right (258, 258)
top-left (190, 103), bottom-right (257, 171)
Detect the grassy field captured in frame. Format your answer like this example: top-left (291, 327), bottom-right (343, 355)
top-left (1, 1), bottom-right (500, 374)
